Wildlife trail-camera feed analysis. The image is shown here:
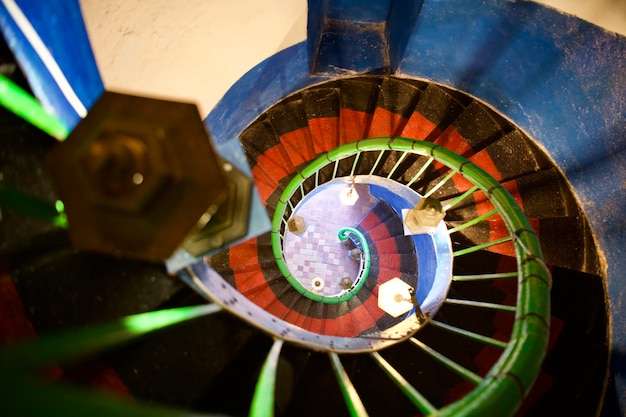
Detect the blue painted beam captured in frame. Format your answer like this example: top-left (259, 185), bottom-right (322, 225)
top-left (0, 0), bottom-right (104, 130)
top-left (307, 0), bottom-right (423, 75)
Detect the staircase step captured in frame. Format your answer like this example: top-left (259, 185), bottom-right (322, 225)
top-left (367, 77), bottom-right (424, 138)
top-left (535, 216), bottom-right (603, 274)
top-left (399, 83), bottom-right (465, 142)
top-left (378, 253), bottom-right (418, 276)
top-left (375, 236), bottom-right (416, 255)
top-left (267, 96), bottom-right (318, 167)
top-left (239, 116), bottom-right (296, 182)
top-left (284, 298), bottom-right (314, 329)
top-left (300, 301), bottom-right (326, 334)
top-left (339, 78), bottom-right (380, 144)
top-left (471, 129), bottom-right (547, 182)
top-left (302, 87), bottom-right (340, 154)
top-left (434, 101), bottom-right (506, 159)
top-left (506, 168), bottom-right (575, 218)
top-left (234, 265), bottom-right (274, 297)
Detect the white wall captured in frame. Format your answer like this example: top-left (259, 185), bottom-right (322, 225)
top-left (79, 0), bottom-right (625, 118)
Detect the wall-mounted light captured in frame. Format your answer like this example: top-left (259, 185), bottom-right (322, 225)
top-left (378, 277), bottom-right (415, 318)
top-left (405, 197), bottom-right (446, 235)
top-left (287, 215), bottom-right (307, 235)
top-left (340, 276), bottom-right (353, 290)
top-left (311, 277), bottom-right (325, 292)
top-left (338, 177), bottom-right (359, 206)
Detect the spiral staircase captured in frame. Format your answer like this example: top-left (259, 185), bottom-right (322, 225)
top-left (0, 1), bottom-right (623, 417)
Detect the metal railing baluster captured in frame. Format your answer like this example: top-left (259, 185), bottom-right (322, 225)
top-left (370, 352), bottom-right (437, 415)
top-left (430, 320), bottom-right (508, 349)
top-left (423, 170), bottom-right (457, 198)
top-left (410, 338), bottom-right (482, 385)
top-left (447, 208), bottom-right (499, 235)
top-left (442, 185), bottom-right (479, 211)
top-left (406, 156), bottom-right (434, 187)
top-left (368, 150), bottom-right (385, 175)
top-left (332, 158), bottom-right (340, 179)
top-left (386, 151), bottom-right (409, 178)
top-left (453, 236), bottom-right (513, 256)
top-left (453, 272), bottom-right (518, 281)
top-left (350, 152), bottom-right (361, 177)
top-left (444, 299), bottom-right (517, 312)
top-left (250, 338), bottom-right (284, 417)
top-left (329, 352), bottom-right (369, 417)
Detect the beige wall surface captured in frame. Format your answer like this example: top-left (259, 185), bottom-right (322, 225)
top-left (79, 0), bottom-right (626, 118)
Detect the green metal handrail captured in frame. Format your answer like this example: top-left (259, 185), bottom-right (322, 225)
top-left (0, 185), bottom-right (68, 228)
top-left (270, 225), bottom-right (370, 304)
top-left (0, 73), bottom-right (69, 140)
top-left (337, 226), bottom-right (371, 295)
top-left (0, 137), bottom-right (550, 417)
top-left (270, 137), bottom-right (550, 417)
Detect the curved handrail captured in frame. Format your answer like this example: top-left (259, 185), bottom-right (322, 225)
top-left (272, 224), bottom-right (371, 304)
top-left (337, 227), bottom-right (371, 295)
top-left (271, 137), bottom-right (550, 416)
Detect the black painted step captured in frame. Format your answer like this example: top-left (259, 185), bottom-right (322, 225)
top-left (302, 87), bottom-right (341, 153)
top-left (339, 78), bottom-right (381, 144)
top-left (266, 96), bottom-right (317, 168)
top-left (368, 77), bottom-right (425, 137)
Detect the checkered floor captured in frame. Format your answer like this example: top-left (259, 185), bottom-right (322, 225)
top-left (283, 182), bottom-right (378, 296)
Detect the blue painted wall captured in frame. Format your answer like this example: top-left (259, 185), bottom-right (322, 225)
top-left (0, 0), bottom-right (103, 129)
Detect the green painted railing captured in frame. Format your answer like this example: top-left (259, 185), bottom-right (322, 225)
top-left (0, 73), bottom-right (68, 140)
top-left (269, 137), bottom-right (550, 417)
top-left (271, 190), bottom-right (371, 303)
top-left (0, 137), bottom-right (550, 417)
top-left (0, 186), bottom-right (68, 228)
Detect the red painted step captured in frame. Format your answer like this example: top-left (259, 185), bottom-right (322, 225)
top-left (302, 88), bottom-right (340, 154)
top-left (367, 78), bottom-right (423, 138)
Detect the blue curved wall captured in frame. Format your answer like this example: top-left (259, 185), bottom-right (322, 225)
top-left (207, 0), bottom-right (625, 413)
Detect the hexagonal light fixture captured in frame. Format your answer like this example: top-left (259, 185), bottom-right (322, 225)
top-left (338, 177), bottom-right (359, 206)
top-left (181, 160), bottom-right (252, 257)
top-left (378, 277), bottom-right (415, 318)
top-left (287, 215), bottom-right (307, 235)
top-left (405, 197), bottom-right (446, 235)
top-left (340, 276), bottom-right (353, 290)
top-left (46, 91), bottom-right (229, 262)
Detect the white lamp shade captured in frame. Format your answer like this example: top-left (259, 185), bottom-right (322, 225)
top-left (338, 186), bottom-right (359, 206)
top-left (378, 277), bottom-right (414, 318)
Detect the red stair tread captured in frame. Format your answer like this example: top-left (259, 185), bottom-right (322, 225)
top-left (398, 111), bottom-right (440, 141)
top-left (340, 108), bottom-right (373, 144)
top-left (379, 253), bottom-right (403, 271)
top-left (250, 163), bottom-right (281, 203)
top-left (357, 209), bottom-right (383, 231)
top-left (367, 107), bottom-right (409, 138)
top-left (233, 268), bottom-right (269, 298)
top-left (307, 117), bottom-right (339, 153)
top-left (433, 125), bottom-right (472, 158)
top-left (366, 221), bottom-right (394, 242)
top-left (255, 144), bottom-right (296, 183)
top-left (374, 237), bottom-right (402, 254)
top-left (228, 239), bottom-right (263, 269)
top-left (278, 126), bottom-right (317, 167)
